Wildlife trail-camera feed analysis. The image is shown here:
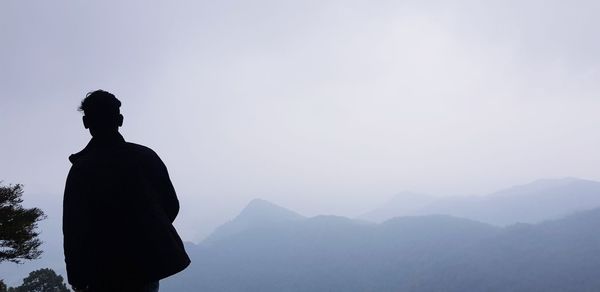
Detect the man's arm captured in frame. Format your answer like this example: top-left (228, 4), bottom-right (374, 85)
top-left (146, 150), bottom-right (180, 222)
top-left (63, 167), bottom-right (91, 288)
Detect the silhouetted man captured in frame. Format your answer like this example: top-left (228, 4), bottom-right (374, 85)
top-left (63, 90), bottom-right (190, 292)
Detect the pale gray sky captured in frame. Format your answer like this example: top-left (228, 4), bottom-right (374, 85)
top-left (2, 0), bottom-right (600, 241)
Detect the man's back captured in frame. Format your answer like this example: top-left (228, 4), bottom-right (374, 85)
top-left (63, 91), bottom-right (190, 291)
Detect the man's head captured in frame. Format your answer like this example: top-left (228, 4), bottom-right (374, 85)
top-left (79, 90), bottom-right (123, 137)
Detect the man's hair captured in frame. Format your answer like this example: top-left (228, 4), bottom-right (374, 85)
top-left (79, 90), bottom-right (121, 116)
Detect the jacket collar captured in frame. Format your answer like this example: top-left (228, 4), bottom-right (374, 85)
top-left (68, 132), bottom-right (126, 164)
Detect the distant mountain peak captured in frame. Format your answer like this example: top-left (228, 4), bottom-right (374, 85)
top-left (491, 177), bottom-right (597, 197)
top-left (203, 198), bottom-right (305, 244)
top-left (242, 198), bottom-right (283, 213)
top-left (235, 198), bottom-right (305, 222)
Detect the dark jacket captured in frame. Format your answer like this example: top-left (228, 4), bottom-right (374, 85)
top-left (63, 133), bottom-right (190, 287)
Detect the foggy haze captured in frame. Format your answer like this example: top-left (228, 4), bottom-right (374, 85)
top-left (2, 0), bottom-right (600, 241)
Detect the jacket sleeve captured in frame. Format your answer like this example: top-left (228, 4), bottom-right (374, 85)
top-left (63, 166), bottom-right (91, 287)
top-left (147, 150), bottom-right (180, 223)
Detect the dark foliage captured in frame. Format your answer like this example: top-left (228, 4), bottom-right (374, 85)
top-left (0, 183), bottom-right (45, 263)
top-left (9, 268), bottom-right (69, 292)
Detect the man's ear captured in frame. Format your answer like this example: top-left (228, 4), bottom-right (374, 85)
top-left (117, 114), bottom-right (124, 127)
top-left (82, 116), bottom-right (89, 129)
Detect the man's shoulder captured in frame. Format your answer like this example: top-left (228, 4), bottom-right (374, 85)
top-left (126, 142), bottom-right (155, 154)
top-left (125, 142), bottom-right (162, 161)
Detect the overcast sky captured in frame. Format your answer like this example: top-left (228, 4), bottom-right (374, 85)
top-left (2, 0), bottom-right (600, 241)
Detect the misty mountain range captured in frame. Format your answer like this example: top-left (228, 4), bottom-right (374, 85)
top-left (360, 177), bottom-right (600, 225)
top-left (162, 177), bottom-right (600, 291)
top-left (3, 177), bottom-right (600, 291)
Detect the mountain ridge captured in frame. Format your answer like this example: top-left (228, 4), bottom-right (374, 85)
top-left (164, 205), bottom-right (600, 291)
top-left (360, 177), bottom-right (600, 225)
